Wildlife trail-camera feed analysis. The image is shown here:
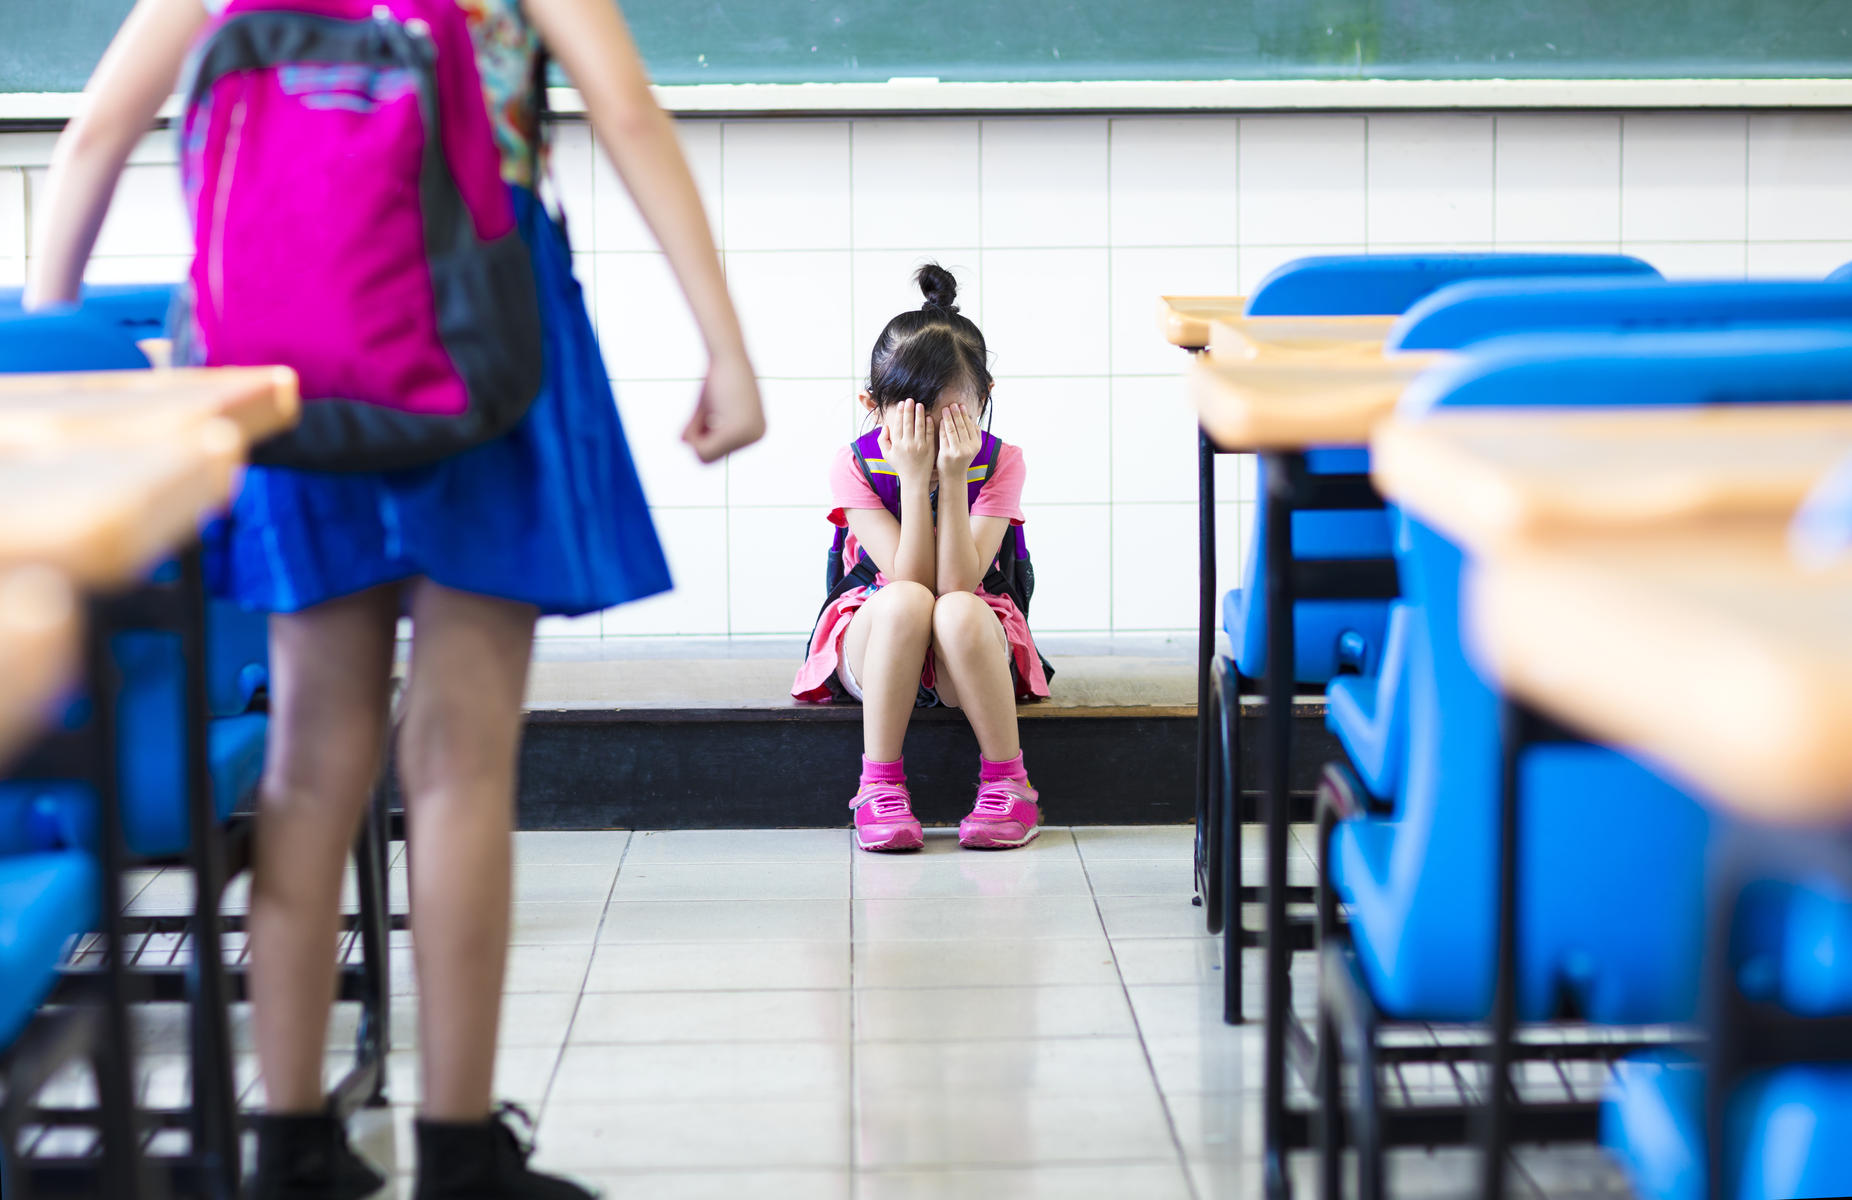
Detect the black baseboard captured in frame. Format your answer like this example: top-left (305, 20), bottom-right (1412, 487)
top-left (424, 703), bottom-right (1347, 830)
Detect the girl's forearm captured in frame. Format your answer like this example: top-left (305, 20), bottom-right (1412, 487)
top-left (25, 0), bottom-right (201, 308)
top-left (26, 116), bottom-right (142, 308)
top-left (889, 481), bottom-right (937, 588)
top-left (936, 491), bottom-right (982, 595)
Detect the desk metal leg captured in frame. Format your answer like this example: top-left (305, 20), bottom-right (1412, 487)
top-left (1482, 698), bottom-right (1526, 1200)
top-left (1261, 451), bottom-right (1297, 1200)
top-left (85, 614), bottom-right (146, 1200)
top-left (177, 545), bottom-right (240, 1200)
top-left (1196, 429), bottom-right (1218, 921)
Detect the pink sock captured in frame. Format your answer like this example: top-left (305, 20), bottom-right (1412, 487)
top-left (861, 755), bottom-right (906, 786)
top-left (980, 752), bottom-right (1028, 782)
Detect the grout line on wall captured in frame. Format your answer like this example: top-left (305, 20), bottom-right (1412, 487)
top-left (1362, 114), bottom-right (1372, 251)
top-left (1104, 117), bottom-right (1115, 630)
top-left (1616, 114), bottom-right (1627, 248)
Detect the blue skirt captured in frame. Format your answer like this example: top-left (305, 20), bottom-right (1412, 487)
top-left (208, 187), bottom-right (673, 617)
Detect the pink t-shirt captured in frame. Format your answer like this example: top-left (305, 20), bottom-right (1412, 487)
top-left (826, 442), bottom-right (1027, 577)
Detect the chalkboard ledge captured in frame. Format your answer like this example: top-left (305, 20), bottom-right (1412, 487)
top-left (4, 78), bottom-right (1852, 123)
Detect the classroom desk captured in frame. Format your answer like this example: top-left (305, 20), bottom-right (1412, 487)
top-left (1158, 295), bottom-right (1245, 350)
top-left (1186, 343), bottom-right (1450, 1195)
top-left (0, 423), bottom-right (243, 588)
top-left (1207, 313), bottom-right (1403, 364)
top-left (1473, 521), bottom-right (1852, 824)
top-left (1191, 354), bottom-right (1443, 451)
top-left (0, 420), bottom-right (251, 1195)
top-left (0, 568), bottom-right (80, 771)
top-left (0, 366), bottom-right (297, 452)
top-left (1375, 404), bottom-right (1852, 555)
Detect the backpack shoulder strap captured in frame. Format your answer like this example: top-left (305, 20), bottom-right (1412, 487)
top-left (964, 432), bottom-right (1005, 509)
top-left (851, 428), bottom-right (902, 519)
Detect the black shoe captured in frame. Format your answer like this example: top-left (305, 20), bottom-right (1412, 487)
top-left (249, 1110), bottom-right (389, 1200)
top-left (413, 1103), bottom-right (598, 1199)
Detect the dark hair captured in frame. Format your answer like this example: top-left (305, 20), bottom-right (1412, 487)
top-left (865, 263), bottom-right (994, 416)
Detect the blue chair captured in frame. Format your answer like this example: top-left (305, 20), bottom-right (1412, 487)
top-left (1604, 487), bottom-right (1852, 1200)
top-left (1605, 871), bottom-right (1852, 1199)
top-left (1204, 253), bottom-right (1660, 1020)
top-left (1243, 252), bottom-right (1658, 316)
top-left (0, 310), bottom-right (148, 373)
top-left (1225, 255), bottom-right (1663, 689)
top-left (0, 850), bottom-right (100, 1054)
top-left (1316, 329), bottom-right (1852, 1197)
top-left (1390, 278), bottom-right (1852, 354)
top-left (0, 283), bottom-right (174, 344)
top-left (1828, 261), bottom-right (1852, 284)
top-left (1332, 282), bottom-right (1852, 801)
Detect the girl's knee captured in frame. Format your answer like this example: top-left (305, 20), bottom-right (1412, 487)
top-left (870, 580), bottom-right (936, 627)
top-left (931, 591), bottom-right (1001, 653)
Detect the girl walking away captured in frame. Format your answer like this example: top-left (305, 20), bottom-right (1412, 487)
top-left (30, 0), bottom-right (762, 1196)
top-left (794, 264), bottom-right (1052, 852)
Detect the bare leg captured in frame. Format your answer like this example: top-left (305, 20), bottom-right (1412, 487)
top-left (929, 592), bottom-right (1020, 761)
top-left (249, 586), bottom-right (399, 1114)
top-left (396, 581), bottom-right (536, 1122)
top-left (840, 581), bottom-right (935, 761)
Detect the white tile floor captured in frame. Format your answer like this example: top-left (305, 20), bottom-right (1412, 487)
top-left (96, 825), bottom-right (1642, 1199)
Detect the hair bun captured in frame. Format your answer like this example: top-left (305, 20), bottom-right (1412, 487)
top-left (915, 262), bottom-right (959, 315)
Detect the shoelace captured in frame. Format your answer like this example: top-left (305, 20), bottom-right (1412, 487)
top-left (971, 778), bottom-right (1029, 817)
top-left (494, 1101), bottom-right (538, 1163)
top-left (852, 781), bottom-right (913, 820)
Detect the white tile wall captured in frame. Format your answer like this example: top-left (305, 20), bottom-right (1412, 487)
top-left (7, 109), bottom-right (1851, 638)
top-left (722, 122), bottom-right (851, 252)
top-left (0, 167), bottom-right (25, 287)
top-left (980, 118), bottom-right (1109, 248)
top-left (1493, 115), bottom-right (1622, 245)
top-left (1108, 118), bottom-right (1239, 248)
top-left (852, 121), bottom-right (981, 251)
top-left (1620, 114), bottom-right (1747, 243)
top-left (1366, 116), bottom-right (1495, 246)
top-left (1238, 117), bottom-right (1367, 247)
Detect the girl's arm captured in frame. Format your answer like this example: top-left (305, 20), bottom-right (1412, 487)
top-left (25, 0), bottom-right (206, 308)
top-left (935, 490), bottom-right (1010, 597)
top-left (844, 499), bottom-right (935, 591)
top-left (934, 405), bottom-right (1009, 595)
top-left (843, 400), bottom-right (937, 589)
top-left (527, 0), bottom-right (763, 463)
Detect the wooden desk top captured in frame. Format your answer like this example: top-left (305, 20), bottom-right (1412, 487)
top-left (1158, 296), bottom-right (1245, 350)
top-left (0, 421), bottom-right (243, 588)
top-left (1190, 353), bottom-right (1446, 451)
top-left (0, 367), bottom-right (298, 451)
top-left (1375, 404), bottom-right (1852, 556)
top-left (1207, 314), bottom-right (1403, 364)
top-left (1472, 521), bottom-right (1852, 823)
top-left (0, 567), bottom-right (80, 771)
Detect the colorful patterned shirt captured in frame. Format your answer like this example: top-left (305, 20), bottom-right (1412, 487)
top-left (455, 0), bottom-right (547, 187)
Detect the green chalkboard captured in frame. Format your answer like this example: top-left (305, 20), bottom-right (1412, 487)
top-left (4, 0), bottom-right (1849, 94)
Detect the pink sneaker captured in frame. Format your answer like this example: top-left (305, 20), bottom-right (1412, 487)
top-left (851, 781), bottom-right (924, 852)
top-left (958, 778), bottom-right (1041, 849)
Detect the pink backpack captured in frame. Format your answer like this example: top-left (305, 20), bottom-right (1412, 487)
top-left (173, 0), bottom-right (544, 471)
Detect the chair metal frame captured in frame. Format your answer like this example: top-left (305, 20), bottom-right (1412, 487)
top-left (11, 545), bottom-right (399, 1197)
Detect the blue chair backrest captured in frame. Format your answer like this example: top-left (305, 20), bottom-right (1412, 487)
top-left (1244, 252), bottom-right (1659, 317)
top-left (1388, 330), bottom-right (1852, 1021)
top-left (0, 283), bottom-right (174, 342)
top-left (1829, 261), bottom-right (1852, 284)
top-left (1389, 278), bottom-right (1852, 353)
top-left (1399, 327), bottom-right (1852, 418)
top-left (1234, 254), bottom-right (1655, 679)
top-left (0, 310), bottom-right (149, 373)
